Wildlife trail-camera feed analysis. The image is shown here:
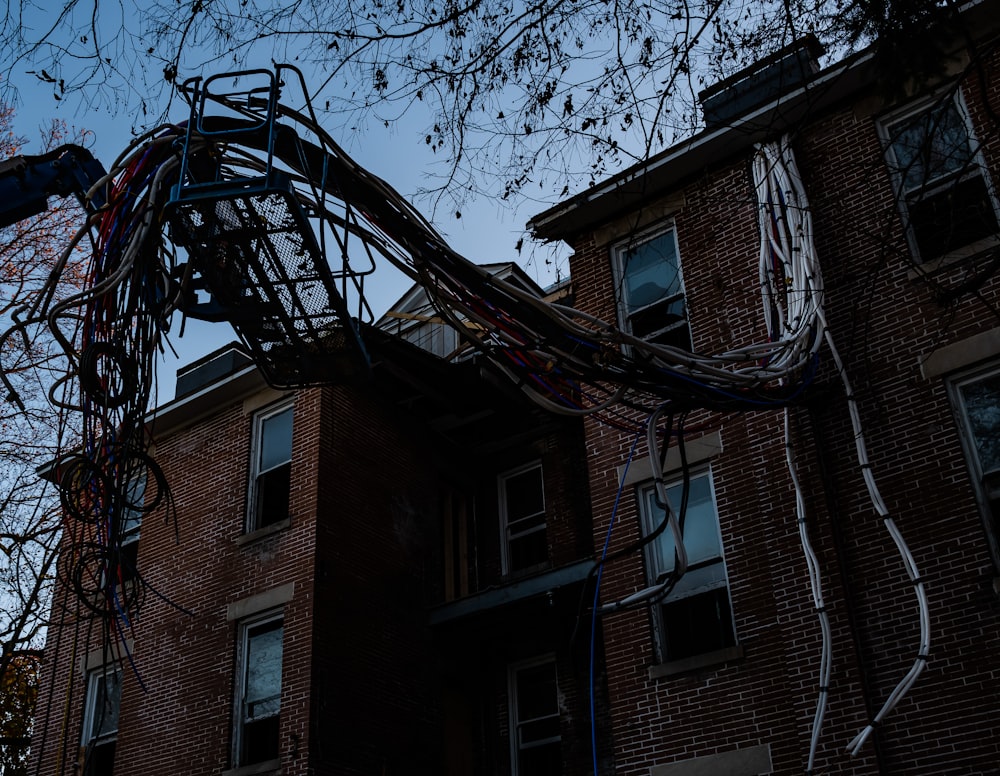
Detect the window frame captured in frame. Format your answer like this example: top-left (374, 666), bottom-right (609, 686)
top-left (637, 465), bottom-right (737, 665)
top-left (946, 361), bottom-right (1000, 566)
top-left (497, 461), bottom-right (548, 576)
top-left (233, 611), bottom-right (284, 768)
top-left (878, 89), bottom-right (1000, 265)
top-left (116, 472), bottom-right (144, 582)
top-left (247, 399), bottom-right (294, 532)
top-left (611, 222), bottom-right (691, 349)
top-left (507, 655), bottom-right (561, 776)
top-left (81, 666), bottom-right (122, 774)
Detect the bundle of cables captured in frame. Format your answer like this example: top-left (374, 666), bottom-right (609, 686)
top-left (0, 67), bottom-right (926, 765)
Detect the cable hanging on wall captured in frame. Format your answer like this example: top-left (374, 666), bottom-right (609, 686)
top-left (753, 136), bottom-right (930, 764)
top-left (0, 64), bottom-right (929, 770)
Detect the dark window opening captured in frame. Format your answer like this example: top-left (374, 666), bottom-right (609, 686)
top-left (500, 464), bottom-right (548, 574)
top-left (256, 463), bottom-right (291, 527)
top-left (83, 740), bottom-right (116, 776)
top-left (658, 587), bottom-right (736, 662)
top-left (250, 404), bottom-right (293, 530)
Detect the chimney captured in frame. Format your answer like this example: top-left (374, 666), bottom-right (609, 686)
top-left (174, 343), bottom-right (252, 398)
top-left (699, 35), bottom-right (825, 129)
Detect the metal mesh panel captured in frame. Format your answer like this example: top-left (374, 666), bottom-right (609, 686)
top-left (169, 174), bottom-right (369, 387)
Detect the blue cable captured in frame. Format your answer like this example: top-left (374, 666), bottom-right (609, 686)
top-left (590, 421), bottom-right (646, 775)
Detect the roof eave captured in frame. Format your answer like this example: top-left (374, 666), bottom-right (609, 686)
top-left (526, 47), bottom-right (876, 242)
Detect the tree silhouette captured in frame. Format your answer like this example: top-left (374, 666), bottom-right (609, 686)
top-left (0, 0), bottom-right (957, 215)
top-left (0, 105), bottom-right (89, 764)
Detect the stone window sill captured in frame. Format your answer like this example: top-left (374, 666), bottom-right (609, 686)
top-left (648, 644), bottom-right (744, 680)
top-left (221, 758), bottom-right (281, 776)
top-left (236, 518), bottom-right (291, 547)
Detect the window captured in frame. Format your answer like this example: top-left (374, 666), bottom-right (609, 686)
top-left (235, 614), bottom-right (283, 767)
top-left (508, 657), bottom-right (561, 776)
top-left (881, 92), bottom-right (1000, 263)
top-left (639, 468), bottom-right (735, 663)
top-left (612, 225), bottom-right (691, 350)
top-left (82, 668), bottom-right (122, 776)
top-left (498, 463), bottom-right (547, 575)
top-left (398, 312), bottom-right (461, 358)
top-left (248, 402), bottom-right (293, 530)
top-left (115, 472), bottom-right (144, 583)
top-left (948, 363), bottom-right (1000, 560)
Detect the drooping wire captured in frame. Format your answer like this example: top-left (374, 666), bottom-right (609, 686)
top-left (753, 135), bottom-right (930, 761)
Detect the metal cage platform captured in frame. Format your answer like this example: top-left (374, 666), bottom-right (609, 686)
top-left (167, 170), bottom-right (369, 387)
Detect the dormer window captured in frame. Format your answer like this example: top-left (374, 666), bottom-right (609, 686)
top-left (612, 225), bottom-right (691, 350)
top-left (880, 91), bottom-right (1000, 264)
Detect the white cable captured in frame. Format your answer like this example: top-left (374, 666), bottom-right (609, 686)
top-left (754, 138), bottom-right (832, 772)
top-left (753, 136), bottom-right (930, 761)
top-left (823, 322), bottom-right (931, 756)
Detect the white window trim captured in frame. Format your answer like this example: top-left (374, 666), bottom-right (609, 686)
top-left (878, 88), bottom-right (1000, 265)
top-left (637, 465), bottom-right (736, 664)
top-left (498, 461), bottom-right (547, 576)
top-left (81, 666), bottom-right (121, 747)
top-left (233, 610), bottom-right (284, 769)
top-left (610, 221), bottom-right (689, 343)
top-left (507, 655), bottom-right (560, 776)
top-left (246, 399), bottom-right (294, 532)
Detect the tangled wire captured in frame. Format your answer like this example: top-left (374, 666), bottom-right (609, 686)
top-left (0, 64), bottom-right (923, 763)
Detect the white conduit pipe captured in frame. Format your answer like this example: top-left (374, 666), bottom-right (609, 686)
top-left (753, 137), bottom-right (931, 761)
top-left (822, 320), bottom-right (931, 756)
top-left (754, 139), bottom-right (832, 772)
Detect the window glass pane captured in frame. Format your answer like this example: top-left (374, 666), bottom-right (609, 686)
top-left (504, 467), bottom-right (544, 520)
top-left (621, 231), bottom-right (681, 314)
top-left (88, 670), bottom-right (121, 740)
top-left (645, 474), bottom-right (720, 574)
top-left (515, 662), bottom-right (558, 721)
top-left (890, 100), bottom-right (974, 192)
top-left (122, 475), bottom-right (144, 538)
top-left (961, 374), bottom-right (1000, 474)
top-left (246, 621), bottom-right (283, 720)
top-left (259, 407), bottom-right (293, 472)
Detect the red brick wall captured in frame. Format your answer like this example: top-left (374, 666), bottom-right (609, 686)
top-left (564, 48), bottom-right (1000, 776)
top-left (32, 383), bottom-right (322, 775)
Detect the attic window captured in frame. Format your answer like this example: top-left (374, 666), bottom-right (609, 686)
top-left (880, 92), bottom-right (1000, 263)
top-left (612, 225), bottom-right (691, 350)
top-left (248, 400), bottom-right (294, 531)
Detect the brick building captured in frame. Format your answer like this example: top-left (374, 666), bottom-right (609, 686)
top-left (28, 2), bottom-right (1000, 775)
top-left (29, 266), bottom-right (604, 775)
top-left (525, 1), bottom-right (1000, 774)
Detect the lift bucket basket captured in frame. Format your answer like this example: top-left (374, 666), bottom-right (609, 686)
top-left (166, 68), bottom-right (369, 387)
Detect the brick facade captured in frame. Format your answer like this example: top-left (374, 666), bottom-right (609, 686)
top-left (528, 7), bottom-right (1000, 774)
top-left (28, 5), bottom-right (1000, 776)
